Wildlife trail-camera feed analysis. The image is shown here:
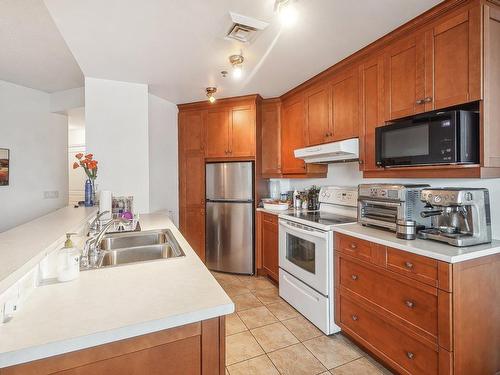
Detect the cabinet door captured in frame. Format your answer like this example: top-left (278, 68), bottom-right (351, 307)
top-left (385, 35), bottom-right (425, 120)
top-left (179, 110), bottom-right (205, 153)
top-left (184, 207), bottom-right (205, 261)
top-left (359, 57), bottom-right (385, 171)
top-left (304, 85), bottom-right (330, 145)
top-left (230, 105), bottom-right (255, 157)
top-left (262, 215), bottom-right (279, 282)
top-left (281, 97), bottom-right (306, 174)
top-left (206, 108), bottom-right (229, 157)
top-left (184, 153), bottom-right (205, 208)
top-left (331, 69), bottom-right (359, 140)
top-left (261, 100), bottom-right (282, 176)
top-left (426, 8), bottom-right (481, 111)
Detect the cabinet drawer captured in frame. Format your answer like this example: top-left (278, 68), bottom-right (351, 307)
top-left (340, 295), bottom-right (438, 375)
top-left (262, 213), bottom-right (278, 224)
top-left (340, 258), bottom-right (438, 337)
top-left (336, 233), bottom-right (373, 263)
top-left (387, 248), bottom-right (438, 287)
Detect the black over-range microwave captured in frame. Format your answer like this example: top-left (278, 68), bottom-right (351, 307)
top-left (376, 110), bottom-right (479, 168)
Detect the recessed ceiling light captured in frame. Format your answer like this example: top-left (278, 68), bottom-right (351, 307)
top-left (206, 87), bottom-right (217, 103)
top-left (275, 0), bottom-right (298, 27)
top-left (229, 54), bottom-right (244, 80)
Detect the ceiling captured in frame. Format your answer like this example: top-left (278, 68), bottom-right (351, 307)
top-left (0, 0), bottom-right (83, 93)
top-left (42, 0), bottom-right (442, 104)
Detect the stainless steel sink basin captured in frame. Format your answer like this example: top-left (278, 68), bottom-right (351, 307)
top-left (86, 229), bottom-right (184, 270)
top-left (99, 229), bottom-right (168, 250)
top-left (99, 244), bottom-right (182, 267)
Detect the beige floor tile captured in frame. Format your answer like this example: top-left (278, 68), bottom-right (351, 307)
top-left (226, 331), bottom-right (264, 366)
top-left (253, 287), bottom-right (282, 304)
top-left (303, 335), bottom-right (363, 370)
top-left (212, 272), bottom-right (244, 286)
top-left (222, 282), bottom-right (252, 298)
top-left (329, 357), bottom-right (387, 374)
top-left (232, 293), bottom-right (263, 312)
top-left (266, 301), bottom-right (300, 320)
top-left (225, 368), bottom-right (230, 375)
top-left (238, 306), bottom-right (278, 329)
top-left (239, 276), bottom-right (276, 291)
top-left (227, 354), bottom-right (279, 375)
top-left (282, 315), bottom-right (323, 341)
top-left (251, 322), bottom-right (299, 352)
top-left (226, 313), bottom-right (248, 336)
top-left (268, 343), bottom-right (327, 375)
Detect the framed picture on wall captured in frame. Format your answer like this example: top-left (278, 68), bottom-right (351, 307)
top-left (0, 149), bottom-right (9, 186)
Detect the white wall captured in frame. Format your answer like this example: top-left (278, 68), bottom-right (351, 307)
top-left (85, 77), bottom-right (150, 214)
top-left (281, 163), bottom-right (500, 238)
top-left (148, 94), bottom-right (179, 225)
top-left (0, 80), bottom-right (68, 233)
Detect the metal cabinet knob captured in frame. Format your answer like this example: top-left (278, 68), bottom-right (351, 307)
top-left (405, 300), bottom-right (415, 309)
top-left (350, 243), bottom-right (357, 250)
top-left (416, 99), bottom-right (425, 105)
top-left (424, 96), bottom-right (433, 103)
top-left (351, 315), bottom-right (359, 321)
top-left (406, 351), bottom-right (415, 360)
top-left (351, 274), bottom-right (359, 281)
top-left (404, 261), bottom-right (414, 269)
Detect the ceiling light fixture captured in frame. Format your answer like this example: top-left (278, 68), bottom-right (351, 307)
top-left (229, 54), bottom-right (244, 79)
top-left (275, 0), bottom-right (298, 27)
top-left (206, 87), bottom-right (217, 103)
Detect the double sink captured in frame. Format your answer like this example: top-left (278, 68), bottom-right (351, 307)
top-left (89, 229), bottom-right (185, 269)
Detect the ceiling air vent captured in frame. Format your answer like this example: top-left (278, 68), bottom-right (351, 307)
top-left (225, 12), bottom-right (269, 44)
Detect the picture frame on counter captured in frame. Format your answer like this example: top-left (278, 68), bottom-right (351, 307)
top-left (0, 148), bottom-right (9, 186)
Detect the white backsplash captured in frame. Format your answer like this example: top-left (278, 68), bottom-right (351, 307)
top-left (275, 162), bottom-right (500, 238)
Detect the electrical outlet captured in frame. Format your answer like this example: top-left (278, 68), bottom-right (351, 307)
top-left (43, 191), bottom-right (59, 199)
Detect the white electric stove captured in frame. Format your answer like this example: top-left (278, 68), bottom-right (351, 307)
top-left (278, 186), bottom-right (358, 335)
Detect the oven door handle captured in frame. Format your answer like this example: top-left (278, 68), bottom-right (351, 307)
top-left (279, 221), bottom-right (328, 239)
top-left (361, 199), bottom-right (401, 207)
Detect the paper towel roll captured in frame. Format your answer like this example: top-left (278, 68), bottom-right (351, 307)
top-left (99, 190), bottom-right (112, 221)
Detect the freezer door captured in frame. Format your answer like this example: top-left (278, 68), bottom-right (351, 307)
top-left (205, 201), bottom-right (254, 274)
top-left (206, 162), bottom-right (253, 201)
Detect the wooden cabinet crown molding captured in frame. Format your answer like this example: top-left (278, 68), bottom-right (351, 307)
top-left (177, 94), bottom-right (261, 111)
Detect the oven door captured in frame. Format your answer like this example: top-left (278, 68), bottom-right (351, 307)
top-left (278, 219), bottom-right (331, 295)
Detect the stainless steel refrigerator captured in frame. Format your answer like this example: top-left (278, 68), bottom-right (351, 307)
top-left (205, 162), bottom-right (254, 275)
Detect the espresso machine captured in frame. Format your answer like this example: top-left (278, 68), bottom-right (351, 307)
top-left (418, 188), bottom-right (491, 247)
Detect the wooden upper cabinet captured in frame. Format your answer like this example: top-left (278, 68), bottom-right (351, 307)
top-left (230, 105), bottom-right (255, 157)
top-left (359, 56), bottom-right (385, 171)
top-left (384, 35), bottom-right (425, 121)
top-left (330, 68), bottom-right (359, 141)
top-left (205, 108), bottom-right (230, 158)
top-left (426, 7), bottom-right (481, 111)
top-left (261, 99), bottom-right (282, 176)
top-left (304, 85), bottom-right (331, 146)
top-left (179, 110), bottom-right (205, 152)
top-left (281, 96), bottom-right (306, 174)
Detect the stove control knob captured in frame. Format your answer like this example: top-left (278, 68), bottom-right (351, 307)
top-left (434, 195), bottom-right (442, 204)
top-left (465, 192), bottom-right (473, 201)
top-left (321, 192), bottom-right (326, 197)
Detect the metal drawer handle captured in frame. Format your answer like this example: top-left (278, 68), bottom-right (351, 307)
top-left (404, 261), bottom-right (414, 270)
top-left (350, 243), bottom-right (357, 250)
top-left (406, 351), bottom-right (415, 360)
top-left (351, 315), bottom-right (359, 321)
top-left (405, 300), bottom-right (415, 309)
top-left (351, 274), bottom-right (359, 281)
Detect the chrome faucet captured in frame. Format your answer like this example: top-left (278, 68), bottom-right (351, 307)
top-left (87, 210), bottom-right (111, 236)
top-left (81, 217), bottom-right (129, 269)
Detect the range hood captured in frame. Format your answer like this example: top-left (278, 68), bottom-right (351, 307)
top-left (294, 138), bottom-right (359, 163)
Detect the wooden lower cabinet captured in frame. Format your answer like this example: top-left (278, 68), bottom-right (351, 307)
top-left (1, 317), bottom-right (226, 375)
top-left (334, 232), bottom-right (500, 375)
top-left (261, 213), bottom-right (279, 282)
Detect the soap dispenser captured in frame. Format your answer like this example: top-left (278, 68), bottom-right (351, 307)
top-left (57, 233), bottom-right (81, 282)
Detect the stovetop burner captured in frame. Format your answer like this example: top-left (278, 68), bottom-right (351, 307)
top-left (285, 211), bottom-right (356, 226)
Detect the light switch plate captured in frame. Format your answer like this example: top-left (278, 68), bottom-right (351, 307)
top-left (43, 191), bottom-right (59, 199)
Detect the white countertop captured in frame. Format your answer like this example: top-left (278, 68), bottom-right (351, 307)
top-left (257, 207), bottom-right (300, 215)
top-left (0, 206), bottom-right (98, 294)
top-left (0, 213), bottom-right (234, 368)
top-left (333, 223), bottom-right (500, 263)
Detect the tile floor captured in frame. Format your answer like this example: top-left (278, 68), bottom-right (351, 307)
top-left (212, 271), bottom-right (393, 375)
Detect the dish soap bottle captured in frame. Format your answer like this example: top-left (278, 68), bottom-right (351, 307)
top-left (57, 233), bottom-right (81, 282)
